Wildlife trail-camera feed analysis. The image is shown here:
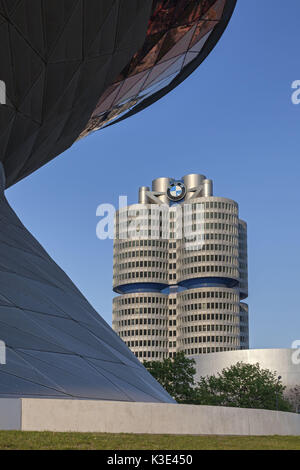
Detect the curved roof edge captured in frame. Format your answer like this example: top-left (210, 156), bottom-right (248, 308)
top-left (106, 0), bottom-right (237, 129)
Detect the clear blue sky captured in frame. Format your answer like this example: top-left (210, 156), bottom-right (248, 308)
top-left (6, 0), bottom-right (300, 350)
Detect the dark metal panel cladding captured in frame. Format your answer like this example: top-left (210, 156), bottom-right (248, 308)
top-left (0, 0), bottom-right (153, 187)
top-left (0, 163), bottom-right (174, 402)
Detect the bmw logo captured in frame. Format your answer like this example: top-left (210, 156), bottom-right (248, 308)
top-left (167, 181), bottom-right (186, 202)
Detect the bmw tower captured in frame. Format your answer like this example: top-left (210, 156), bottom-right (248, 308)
top-left (112, 174), bottom-right (249, 362)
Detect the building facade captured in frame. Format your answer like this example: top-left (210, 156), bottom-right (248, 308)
top-left (112, 174), bottom-right (249, 362)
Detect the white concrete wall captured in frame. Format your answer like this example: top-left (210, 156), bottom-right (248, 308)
top-left (192, 349), bottom-right (300, 388)
top-left (19, 399), bottom-right (300, 435)
top-left (1, 397), bottom-right (299, 435)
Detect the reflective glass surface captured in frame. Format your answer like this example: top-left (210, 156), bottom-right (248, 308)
top-left (79, 0), bottom-right (227, 138)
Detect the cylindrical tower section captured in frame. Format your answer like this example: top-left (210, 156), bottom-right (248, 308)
top-left (138, 186), bottom-right (150, 204)
top-left (152, 177), bottom-right (171, 205)
top-left (183, 174), bottom-right (206, 200)
top-left (177, 196), bottom-right (240, 289)
top-left (177, 287), bottom-right (241, 356)
top-left (112, 174), bottom-right (249, 361)
top-left (112, 292), bottom-right (169, 361)
top-left (238, 219), bottom-right (248, 300)
top-left (113, 204), bottom-right (169, 294)
top-left (203, 179), bottom-right (213, 197)
top-left (168, 292), bottom-right (178, 358)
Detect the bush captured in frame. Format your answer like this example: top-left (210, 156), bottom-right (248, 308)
top-left (194, 362), bottom-right (292, 411)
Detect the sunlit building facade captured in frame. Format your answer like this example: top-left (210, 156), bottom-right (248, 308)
top-left (113, 174), bottom-right (249, 361)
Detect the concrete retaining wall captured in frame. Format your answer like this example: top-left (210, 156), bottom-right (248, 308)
top-left (1, 398), bottom-right (300, 435)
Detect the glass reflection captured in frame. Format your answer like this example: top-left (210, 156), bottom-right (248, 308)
top-left (79, 0), bottom-right (226, 139)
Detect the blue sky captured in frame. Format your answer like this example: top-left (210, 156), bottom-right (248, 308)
top-left (6, 0), bottom-right (300, 349)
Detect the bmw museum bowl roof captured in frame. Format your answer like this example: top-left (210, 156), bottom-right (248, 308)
top-left (0, 0), bottom-right (236, 187)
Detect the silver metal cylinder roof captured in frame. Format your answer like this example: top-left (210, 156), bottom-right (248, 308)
top-left (183, 174), bottom-right (206, 191)
top-left (152, 177), bottom-right (171, 205)
top-left (203, 179), bottom-right (213, 197)
top-left (138, 186), bottom-right (150, 204)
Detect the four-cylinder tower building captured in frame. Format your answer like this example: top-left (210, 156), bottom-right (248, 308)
top-left (112, 174), bottom-right (249, 362)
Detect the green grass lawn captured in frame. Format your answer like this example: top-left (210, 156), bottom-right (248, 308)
top-left (0, 432), bottom-right (299, 450)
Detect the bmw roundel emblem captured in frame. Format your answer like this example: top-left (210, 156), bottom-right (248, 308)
top-left (167, 181), bottom-right (186, 202)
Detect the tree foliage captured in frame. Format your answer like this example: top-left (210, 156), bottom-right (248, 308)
top-left (194, 362), bottom-right (292, 411)
top-left (145, 356), bottom-right (293, 412)
top-left (144, 352), bottom-right (197, 403)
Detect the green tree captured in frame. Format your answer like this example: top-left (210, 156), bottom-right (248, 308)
top-left (144, 352), bottom-right (197, 403)
top-left (194, 362), bottom-right (292, 411)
